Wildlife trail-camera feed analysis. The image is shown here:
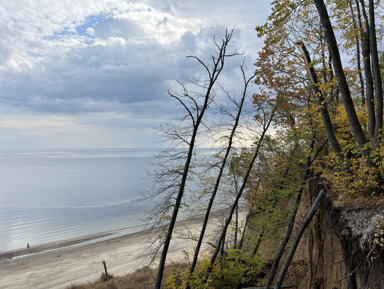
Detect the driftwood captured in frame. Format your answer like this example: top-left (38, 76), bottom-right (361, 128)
top-left (101, 259), bottom-right (109, 281)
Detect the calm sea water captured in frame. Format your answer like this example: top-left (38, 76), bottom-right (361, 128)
top-left (0, 148), bottom-right (158, 252)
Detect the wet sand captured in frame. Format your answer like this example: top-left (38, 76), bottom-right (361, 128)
top-left (0, 212), bottom-right (244, 289)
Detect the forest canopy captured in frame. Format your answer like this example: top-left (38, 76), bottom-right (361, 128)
top-left (149, 0), bottom-right (384, 288)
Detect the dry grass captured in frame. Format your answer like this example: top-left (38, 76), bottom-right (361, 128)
top-left (65, 264), bottom-right (182, 289)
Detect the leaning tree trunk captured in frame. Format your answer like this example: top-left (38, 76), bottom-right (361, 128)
top-left (154, 30), bottom-right (234, 289)
top-left (358, 0), bottom-right (376, 138)
top-left (313, 0), bottom-right (373, 164)
top-left (297, 41), bottom-right (343, 158)
top-left (187, 64), bottom-right (255, 281)
top-left (273, 189), bottom-right (326, 289)
top-left (351, 0), bottom-right (365, 106)
top-left (368, 0), bottom-right (384, 145)
top-left (202, 102), bottom-right (278, 284)
top-left (238, 178), bottom-right (261, 250)
top-left (154, 95), bottom-right (204, 289)
top-left (265, 134), bottom-right (319, 289)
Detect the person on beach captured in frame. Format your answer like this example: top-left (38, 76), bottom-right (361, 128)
top-left (27, 243), bottom-right (30, 249)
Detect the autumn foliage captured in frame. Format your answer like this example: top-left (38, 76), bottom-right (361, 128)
top-left (254, 0), bottom-right (384, 200)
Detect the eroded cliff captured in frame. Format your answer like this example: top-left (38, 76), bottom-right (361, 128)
top-left (291, 179), bottom-right (384, 288)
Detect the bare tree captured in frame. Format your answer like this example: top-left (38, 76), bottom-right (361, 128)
top-left (201, 93), bottom-right (280, 284)
top-left (152, 29), bottom-right (239, 289)
top-left (187, 61), bottom-right (255, 282)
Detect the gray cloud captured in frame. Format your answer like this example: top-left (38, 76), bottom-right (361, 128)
top-left (0, 0), bottom-right (270, 148)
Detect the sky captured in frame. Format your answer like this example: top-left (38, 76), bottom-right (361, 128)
top-left (0, 0), bottom-right (270, 149)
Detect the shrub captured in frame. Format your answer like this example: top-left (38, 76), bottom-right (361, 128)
top-left (164, 250), bottom-right (265, 289)
top-left (100, 272), bottom-right (114, 282)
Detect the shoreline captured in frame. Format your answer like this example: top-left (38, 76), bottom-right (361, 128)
top-left (0, 220), bottom-right (154, 262)
top-left (0, 225), bottom-right (158, 289)
top-left (0, 211), bottom-right (245, 289)
top-left (0, 231), bottom-right (116, 261)
top-left (0, 207), bottom-right (235, 262)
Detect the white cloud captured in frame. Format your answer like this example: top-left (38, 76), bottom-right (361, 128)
top-left (0, 114), bottom-right (86, 135)
top-left (0, 111), bottom-right (160, 148)
top-left (0, 0), bottom-right (270, 148)
top-left (86, 27), bottom-right (95, 36)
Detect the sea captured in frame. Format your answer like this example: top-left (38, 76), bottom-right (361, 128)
top-left (0, 148), bottom-right (161, 253)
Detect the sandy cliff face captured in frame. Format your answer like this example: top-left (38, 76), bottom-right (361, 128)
top-left (291, 179), bottom-right (384, 289)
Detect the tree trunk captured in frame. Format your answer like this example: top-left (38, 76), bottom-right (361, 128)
top-left (297, 41), bottom-right (343, 157)
top-left (238, 178), bottom-right (261, 250)
top-left (102, 259), bottom-right (109, 281)
top-left (368, 0), bottom-right (384, 145)
top-left (273, 189), bottom-right (325, 289)
top-left (187, 64), bottom-right (254, 280)
top-left (265, 136), bottom-right (316, 289)
top-left (313, 0), bottom-right (372, 163)
top-left (154, 119), bottom-right (199, 289)
top-left (221, 218), bottom-right (227, 257)
top-left (350, 0), bottom-right (365, 106)
top-left (203, 103), bottom-right (278, 284)
top-left (234, 203), bottom-right (238, 248)
top-left (154, 30), bottom-right (234, 289)
top-left (358, 0), bottom-right (376, 138)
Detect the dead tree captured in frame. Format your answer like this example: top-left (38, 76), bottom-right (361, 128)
top-left (201, 95), bottom-right (280, 284)
top-left (153, 29), bottom-right (239, 289)
top-left (187, 62), bottom-right (255, 281)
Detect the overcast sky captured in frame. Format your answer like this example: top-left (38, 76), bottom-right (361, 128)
top-left (0, 0), bottom-right (270, 149)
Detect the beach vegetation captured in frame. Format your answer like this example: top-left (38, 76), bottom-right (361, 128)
top-left (66, 266), bottom-right (157, 289)
top-left (164, 250), bottom-right (265, 289)
top-left (100, 272), bottom-right (114, 282)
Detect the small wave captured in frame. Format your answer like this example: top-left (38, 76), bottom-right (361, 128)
top-left (0, 197), bottom-right (145, 210)
top-left (62, 198), bottom-right (144, 209)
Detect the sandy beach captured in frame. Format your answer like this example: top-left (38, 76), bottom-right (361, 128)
top-left (0, 213), bottom-right (244, 289)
